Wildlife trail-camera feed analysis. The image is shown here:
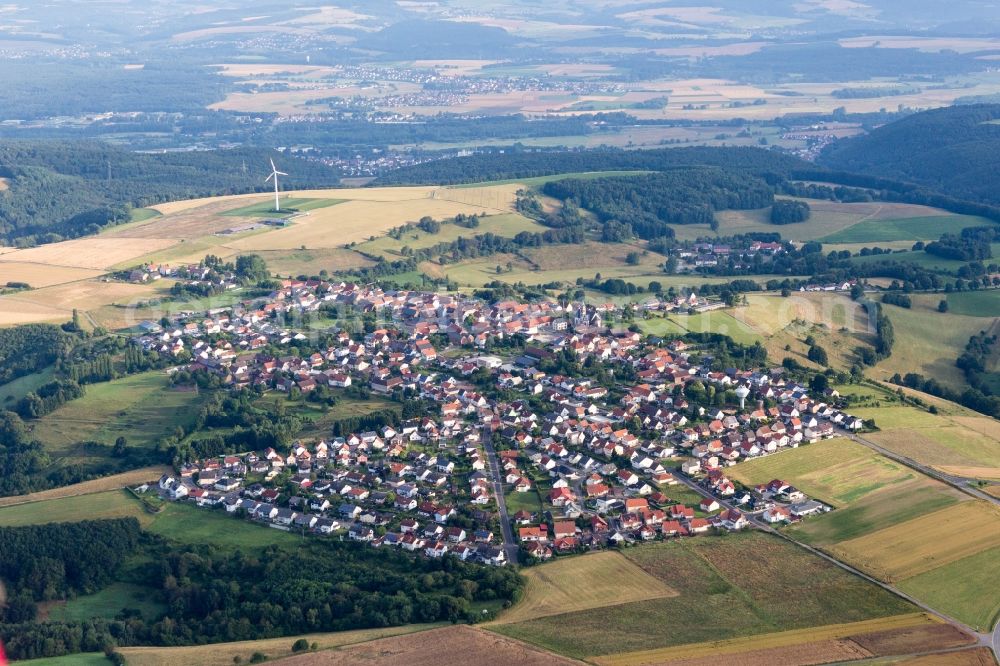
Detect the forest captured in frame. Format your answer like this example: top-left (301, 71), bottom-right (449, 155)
top-left (660, 42), bottom-right (987, 84)
top-left (0, 519), bottom-right (524, 661)
top-left (0, 142), bottom-right (339, 245)
top-left (819, 104), bottom-right (1000, 205)
top-left (266, 113), bottom-right (612, 152)
top-left (0, 324), bottom-right (74, 384)
top-left (0, 60), bottom-right (228, 120)
top-left (376, 146), bottom-right (808, 186)
top-left (770, 199), bottom-right (811, 224)
top-left (0, 519), bottom-right (142, 611)
top-left (542, 170), bottom-right (774, 239)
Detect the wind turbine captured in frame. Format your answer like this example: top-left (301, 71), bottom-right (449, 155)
top-left (264, 158), bottom-right (288, 213)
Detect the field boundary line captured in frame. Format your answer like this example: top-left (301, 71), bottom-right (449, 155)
top-left (587, 612), bottom-right (936, 665)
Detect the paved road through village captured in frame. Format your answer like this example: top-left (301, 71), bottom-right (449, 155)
top-left (482, 435), bottom-right (520, 565)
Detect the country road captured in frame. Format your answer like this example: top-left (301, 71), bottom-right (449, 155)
top-left (670, 471), bottom-right (999, 660)
top-left (482, 436), bottom-right (520, 565)
top-left (840, 428), bottom-right (1000, 506)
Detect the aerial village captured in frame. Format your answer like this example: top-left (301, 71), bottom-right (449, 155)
top-left (145, 278), bottom-right (866, 565)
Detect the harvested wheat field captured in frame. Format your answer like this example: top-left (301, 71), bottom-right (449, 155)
top-left (434, 183), bottom-right (520, 210)
top-left (840, 35), bottom-right (1000, 53)
top-left (9, 279), bottom-right (168, 313)
top-left (410, 59), bottom-right (498, 75)
top-left (0, 299), bottom-right (70, 325)
top-left (735, 292), bottom-right (872, 336)
top-left (493, 551), bottom-right (677, 625)
top-left (171, 25), bottom-right (314, 43)
top-left (270, 625), bottom-right (582, 666)
top-left (226, 198), bottom-right (498, 251)
top-left (0, 262), bottom-right (105, 288)
top-left (0, 279), bottom-right (173, 327)
top-left (831, 501), bottom-right (1000, 581)
top-left (152, 193), bottom-right (270, 216)
top-left (278, 186), bottom-right (446, 202)
top-left (120, 624), bottom-right (444, 666)
top-left (0, 466), bottom-right (171, 508)
top-left (151, 186), bottom-right (465, 222)
top-left (0, 237), bottom-right (177, 270)
top-left (590, 613), bottom-right (964, 666)
top-left (213, 63), bottom-right (339, 77)
top-left (106, 198), bottom-right (274, 240)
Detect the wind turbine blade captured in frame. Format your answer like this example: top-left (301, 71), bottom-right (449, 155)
top-left (275, 171), bottom-right (288, 176)
top-left (265, 173), bottom-right (274, 183)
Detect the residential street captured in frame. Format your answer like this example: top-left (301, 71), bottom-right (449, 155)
top-left (482, 436), bottom-right (520, 564)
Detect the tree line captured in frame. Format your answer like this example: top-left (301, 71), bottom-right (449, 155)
top-left (376, 146), bottom-right (808, 186)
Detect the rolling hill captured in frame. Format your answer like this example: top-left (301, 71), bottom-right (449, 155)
top-left (0, 142), bottom-right (339, 246)
top-left (819, 104), bottom-right (1000, 205)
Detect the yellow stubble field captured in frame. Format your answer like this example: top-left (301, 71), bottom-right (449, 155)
top-left (150, 186), bottom-right (448, 216)
top-left (0, 263), bottom-right (105, 288)
top-left (0, 237), bottom-right (178, 270)
top-left (0, 183), bottom-right (518, 325)
top-left (224, 198), bottom-right (506, 251)
top-left (0, 279), bottom-right (171, 321)
top-left (0, 298), bottom-right (73, 325)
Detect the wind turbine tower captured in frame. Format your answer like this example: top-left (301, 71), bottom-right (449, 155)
top-left (265, 158), bottom-right (288, 213)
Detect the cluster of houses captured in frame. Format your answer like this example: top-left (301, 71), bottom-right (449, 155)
top-left (157, 428), bottom-right (508, 567)
top-left (752, 478), bottom-right (830, 524)
top-left (125, 262), bottom-right (242, 288)
top-left (453, 339), bottom-right (865, 553)
top-left (673, 240), bottom-right (788, 271)
top-left (141, 282), bottom-right (868, 564)
top-left (798, 280), bottom-right (858, 293)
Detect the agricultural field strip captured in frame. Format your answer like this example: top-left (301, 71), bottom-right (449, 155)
top-left (490, 531), bottom-right (917, 659)
top-left (0, 490), bottom-right (150, 528)
top-left (0, 184), bottom-right (520, 325)
top-left (830, 501), bottom-right (1000, 581)
top-left (267, 625), bottom-right (584, 666)
top-left (726, 437), bottom-right (916, 507)
top-left (0, 466), bottom-right (172, 508)
top-left (588, 613), bottom-right (940, 665)
top-left (897, 545), bottom-right (1000, 632)
top-left (117, 623), bottom-right (448, 666)
top-left (724, 436), bottom-right (1000, 630)
top-left (491, 551), bottom-right (678, 625)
